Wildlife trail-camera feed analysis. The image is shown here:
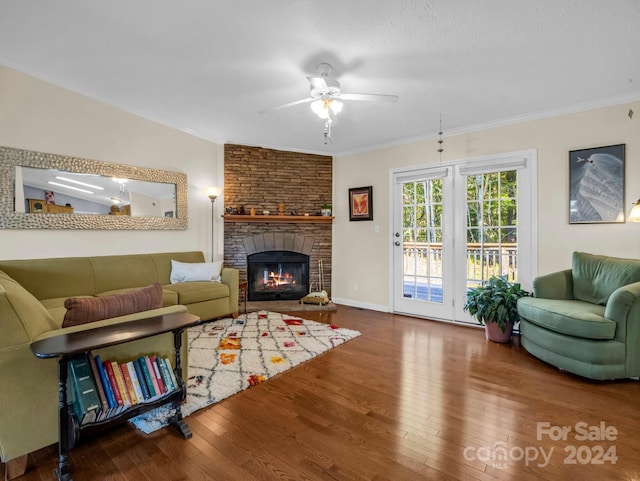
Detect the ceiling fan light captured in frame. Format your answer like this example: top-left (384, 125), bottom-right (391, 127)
top-left (311, 99), bottom-right (329, 119)
top-left (330, 100), bottom-right (343, 115)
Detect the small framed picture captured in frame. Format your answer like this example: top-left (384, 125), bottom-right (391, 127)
top-left (569, 144), bottom-right (625, 224)
top-left (349, 186), bottom-right (373, 221)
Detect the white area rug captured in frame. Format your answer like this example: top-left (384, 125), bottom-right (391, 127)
top-left (130, 310), bottom-right (361, 434)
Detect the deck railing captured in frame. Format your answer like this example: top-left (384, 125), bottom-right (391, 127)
top-left (403, 242), bottom-right (518, 287)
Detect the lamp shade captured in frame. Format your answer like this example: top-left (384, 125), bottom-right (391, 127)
top-left (207, 186), bottom-right (220, 200)
top-left (311, 99), bottom-right (342, 119)
top-left (628, 199), bottom-right (640, 222)
top-left (329, 100), bottom-right (343, 114)
top-left (311, 100), bottom-right (330, 119)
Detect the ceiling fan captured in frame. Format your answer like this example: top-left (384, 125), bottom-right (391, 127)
top-left (265, 62), bottom-right (399, 113)
top-left (263, 63), bottom-right (398, 143)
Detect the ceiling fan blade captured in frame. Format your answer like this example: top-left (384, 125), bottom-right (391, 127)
top-left (259, 97), bottom-right (313, 114)
top-left (307, 76), bottom-right (328, 91)
top-left (340, 93), bottom-right (399, 103)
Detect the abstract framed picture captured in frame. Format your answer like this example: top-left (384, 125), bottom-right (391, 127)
top-left (569, 144), bottom-right (625, 224)
top-left (349, 186), bottom-right (373, 221)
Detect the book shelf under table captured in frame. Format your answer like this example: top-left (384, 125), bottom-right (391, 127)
top-left (30, 311), bottom-right (201, 481)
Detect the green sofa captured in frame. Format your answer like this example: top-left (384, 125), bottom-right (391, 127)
top-left (0, 251), bottom-right (238, 473)
top-left (517, 252), bottom-right (640, 380)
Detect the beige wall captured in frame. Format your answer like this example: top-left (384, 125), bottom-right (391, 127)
top-left (0, 65), bottom-right (224, 260)
top-left (2, 64), bottom-right (639, 309)
top-left (333, 101), bottom-right (640, 311)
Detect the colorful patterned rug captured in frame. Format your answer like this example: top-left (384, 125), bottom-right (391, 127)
top-left (130, 310), bottom-right (361, 434)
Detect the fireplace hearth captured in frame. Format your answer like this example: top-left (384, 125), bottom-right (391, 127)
top-left (247, 250), bottom-right (309, 301)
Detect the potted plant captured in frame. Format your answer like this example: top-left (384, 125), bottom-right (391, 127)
top-left (463, 276), bottom-right (531, 343)
top-left (321, 203), bottom-right (332, 216)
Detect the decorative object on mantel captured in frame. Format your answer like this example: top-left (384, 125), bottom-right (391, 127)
top-left (278, 202), bottom-right (285, 216)
top-left (321, 203), bottom-right (332, 216)
top-left (250, 207), bottom-right (256, 216)
top-left (222, 214), bottom-right (333, 224)
top-left (349, 186), bottom-right (373, 221)
top-left (569, 144), bottom-right (625, 224)
top-left (129, 311), bottom-right (360, 434)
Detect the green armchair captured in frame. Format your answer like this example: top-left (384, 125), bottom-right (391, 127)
top-left (517, 252), bottom-right (640, 380)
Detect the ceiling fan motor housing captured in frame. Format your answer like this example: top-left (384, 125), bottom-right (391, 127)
top-left (310, 79), bottom-right (341, 98)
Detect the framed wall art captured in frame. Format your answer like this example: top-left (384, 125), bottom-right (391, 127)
top-left (349, 186), bottom-right (373, 221)
top-left (569, 144), bottom-right (625, 224)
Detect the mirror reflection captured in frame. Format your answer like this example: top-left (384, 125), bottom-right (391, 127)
top-left (17, 166), bottom-right (177, 217)
top-left (0, 145), bottom-right (187, 230)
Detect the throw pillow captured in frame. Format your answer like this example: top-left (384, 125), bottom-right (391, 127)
top-left (170, 259), bottom-right (223, 284)
top-left (62, 283), bottom-right (163, 328)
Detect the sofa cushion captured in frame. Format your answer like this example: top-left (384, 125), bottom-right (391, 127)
top-left (97, 287), bottom-right (178, 307)
top-left (572, 252), bottom-right (640, 305)
top-left (62, 283), bottom-right (163, 327)
top-left (517, 297), bottom-right (615, 340)
top-left (41, 296), bottom-right (93, 326)
top-left (170, 259), bottom-right (223, 283)
top-left (151, 251), bottom-right (206, 284)
top-left (90, 254), bottom-right (161, 294)
top-left (163, 281), bottom-right (230, 305)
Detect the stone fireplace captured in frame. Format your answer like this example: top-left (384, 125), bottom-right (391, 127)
top-left (223, 144), bottom-right (333, 298)
top-left (247, 251), bottom-right (309, 301)
top-left (244, 233), bottom-right (312, 301)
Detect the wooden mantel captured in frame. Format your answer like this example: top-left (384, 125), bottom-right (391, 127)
top-left (222, 214), bottom-right (334, 224)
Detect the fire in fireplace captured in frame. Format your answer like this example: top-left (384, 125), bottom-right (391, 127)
top-left (247, 251), bottom-right (309, 301)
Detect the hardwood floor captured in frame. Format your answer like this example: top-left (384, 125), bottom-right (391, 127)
top-left (17, 306), bottom-right (640, 480)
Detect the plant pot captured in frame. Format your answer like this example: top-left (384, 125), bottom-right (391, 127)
top-left (484, 320), bottom-right (514, 343)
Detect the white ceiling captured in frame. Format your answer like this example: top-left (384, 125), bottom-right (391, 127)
top-left (1, 0), bottom-right (639, 156)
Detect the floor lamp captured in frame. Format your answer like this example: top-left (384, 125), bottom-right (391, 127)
top-left (207, 188), bottom-right (219, 262)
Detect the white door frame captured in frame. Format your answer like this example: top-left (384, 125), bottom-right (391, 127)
top-left (389, 149), bottom-right (538, 322)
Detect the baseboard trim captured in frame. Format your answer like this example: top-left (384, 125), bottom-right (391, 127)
top-left (331, 298), bottom-right (390, 313)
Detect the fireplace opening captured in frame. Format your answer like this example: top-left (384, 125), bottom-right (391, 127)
top-left (247, 251), bottom-right (309, 301)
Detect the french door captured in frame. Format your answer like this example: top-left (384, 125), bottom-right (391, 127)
top-left (392, 166), bottom-right (454, 319)
top-left (392, 150), bottom-right (536, 323)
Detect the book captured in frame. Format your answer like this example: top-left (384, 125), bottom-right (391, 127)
top-left (68, 355), bottom-right (100, 425)
top-left (133, 358), bottom-right (151, 401)
top-left (103, 360), bottom-right (124, 410)
top-left (150, 355), bottom-right (166, 395)
top-left (111, 361), bottom-right (131, 408)
top-left (138, 356), bottom-right (158, 399)
top-left (126, 361), bottom-right (145, 404)
top-left (158, 357), bottom-right (175, 392)
top-left (87, 352), bottom-right (110, 421)
top-left (94, 354), bottom-right (118, 418)
top-left (119, 363), bottom-right (138, 406)
top-left (163, 357), bottom-right (179, 392)
top-left (144, 356), bottom-right (162, 397)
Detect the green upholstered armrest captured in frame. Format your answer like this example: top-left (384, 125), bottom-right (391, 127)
top-left (532, 269), bottom-right (574, 300)
top-left (604, 281), bottom-right (640, 342)
top-left (0, 271), bottom-right (58, 349)
top-left (221, 267), bottom-right (239, 312)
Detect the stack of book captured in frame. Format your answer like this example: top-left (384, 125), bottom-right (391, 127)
top-left (68, 352), bottom-right (179, 424)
